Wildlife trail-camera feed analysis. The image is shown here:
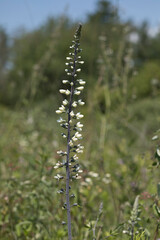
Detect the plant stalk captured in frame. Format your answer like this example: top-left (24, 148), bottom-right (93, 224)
top-left (65, 41), bottom-right (78, 240)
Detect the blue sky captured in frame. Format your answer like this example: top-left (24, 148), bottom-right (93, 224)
top-left (0, 0), bottom-right (160, 35)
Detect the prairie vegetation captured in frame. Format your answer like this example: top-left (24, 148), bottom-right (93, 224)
top-left (0, 1), bottom-right (160, 239)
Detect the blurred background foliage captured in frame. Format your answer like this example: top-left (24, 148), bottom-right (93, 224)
top-left (0, 0), bottom-right (160, 239)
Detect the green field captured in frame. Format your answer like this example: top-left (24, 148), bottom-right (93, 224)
top-left (0, 1), bottom-right (160, 239)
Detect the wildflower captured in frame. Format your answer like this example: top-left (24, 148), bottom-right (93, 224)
top-left (62, 80), bottom-right (69, 84)
top-left (62, 99), bottom-right (68, 105)
top-left (152, 135), bottom-right (158, 140)
top-left (75, 132), bottom-right (82, 139)
top-left (54, 174), bottom-right (64, 181)
top-left (59, 89), bottom-right (66, 94)
top-left (70, 111), bottom-right (75, 117)
top-left (76, 86), bottom-right (84, 91)
top-left (66, 57), bottom-right (72, 60)
top-left (72, 174), bottom-right (81, 179)
top-left (76, 149), bottom-right (83, 153)
top-left (73, 154), bottom-right (78, 161)
top-left (55, 24), bottom-right (84, 239)
top-left (74, 90), bottom-right (81, 95)
top-left (56, 110), bottom-right (63, 114)
top-left (65, 90), bottom-right (71, 95)
top-left (78, 79), bottom-right (86, 85)
top-left (72, 136), bottom-right (78, 142)
top-left (78, 61), bottom-right (84, 64)
top-left (72, 101), bottom-right (77, 107)
top-left (57, 189), bottom-right (65, 194)
top-left (69, 140), bottom-right (74, 147)
top-left (57, 150), bottom-right (67, 156)
top-left (76, 122), bottom-right (83, 128)
top-left (54, 162), bottom-right (61, 169)
top-left (76, 112), bottom-right (84, 119)
top-left (59, 105), bottom-right (65, 111)
top-left (85, 178), bottom-right (92, 184)
top-left (61, 133), bottom-right (67, 138)
top-left (88, 171), bottom-right (99, 177)
top-left (78, 99), bottom-right (85, 105)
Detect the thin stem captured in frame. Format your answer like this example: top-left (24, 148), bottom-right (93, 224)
top-left (130, 222), bottom-right (134, 240)
top-left (92, 202), bottom-right (103, 240)
top-left (65, 42), bottom-right (78, 240)
top-left (154, 223), bottom-right (159, 240)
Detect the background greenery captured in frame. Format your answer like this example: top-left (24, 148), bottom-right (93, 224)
top-left (0, 1), bottom-right (160, 239)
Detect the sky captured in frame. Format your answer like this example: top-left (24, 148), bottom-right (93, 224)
top-left (0, 0), bottom-right (160, 35)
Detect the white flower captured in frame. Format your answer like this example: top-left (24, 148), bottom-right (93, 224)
top-left (67, 72), bottom-right (72, 76)
top-left (72, 101), bottom-right (77, 107)
top-left (76, 122), bottom-right (83, 128)
top-left (88, 171), bottom-right (99, 178)
top-left (75, 132), bottom-right (82, 139)
top-left (62, 99), bottom-right (68, 105)
top-left (78, 99), bottom-right (85, 105)
top-left (77, 144), bottom-right (84, 149)
top-left (56, 110), bottom-right (62, 114)
top-left (62, 80), bottom-right (69, 84)
top-left (78, 61), bottom-right (84, 64)
top-left (74, 90), bottom-right (81, 95)
top-left (72, 136), bottom-right (78, 142)
top-left (57, 117), bottom-right (65, 123)
top-left (69, 140), bottom-right (73, 146)
top-left (66, 57), bottom-right (72, 60)
top-left (105, 173), bottom-right (111, 178)
top-left (78, 80), bottom-right (86, 85)
top-left (85, 178), bottom-right (92, 184)
top-left (152, 135), bottom-right (158, 140)
top-left (65, 69), bottom-right (68, 72)
top-left (70, 111), bottom-right (75, 117)
top-left (73, 154), bottom-right (78, 160)
top-left (65, 90), bottom-right (71, 95)
top-left (76, 86), bottom-right (84, 91)
top-left (62, 133), bottom-right (67, 138)
top-left (57, 150), bottom-right (67, 156)
top-left (76, 68), bottom-right (81, 72)
top-left (54, 161), bottom-right (62, 169)
top-left (76, 112), bottom-right (84, 119)
top-left (59, 89), bottom-right (66, 94)
top-left (76, 149), bottom-right (83, 153)
top-left (59, 105), bottom-right (65, 111)
top-left (157, 148), bottom-right (160, 157)
top-left (122, 230), bottom-right (129, 234)
top-left (65, 63), bottom-right (69, 66)
top-left (54, 174), bottom-right (63, 180)
top-left (72, 174), bottom-right (81, 179)
top-left (70, 82), bottom-right (74, 86)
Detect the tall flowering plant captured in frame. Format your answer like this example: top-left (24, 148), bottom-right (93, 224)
top-left (54, 24), bottom-right (85, 240)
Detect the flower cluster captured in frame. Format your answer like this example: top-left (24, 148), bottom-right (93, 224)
top-left (54, 25), bottom-right (84, 230)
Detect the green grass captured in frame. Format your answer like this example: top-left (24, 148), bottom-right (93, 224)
top-left (0, 95), bottom-right (159, 239)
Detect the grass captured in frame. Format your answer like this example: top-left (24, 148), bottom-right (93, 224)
top-left (0, 93), bottom-right (159, 239)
